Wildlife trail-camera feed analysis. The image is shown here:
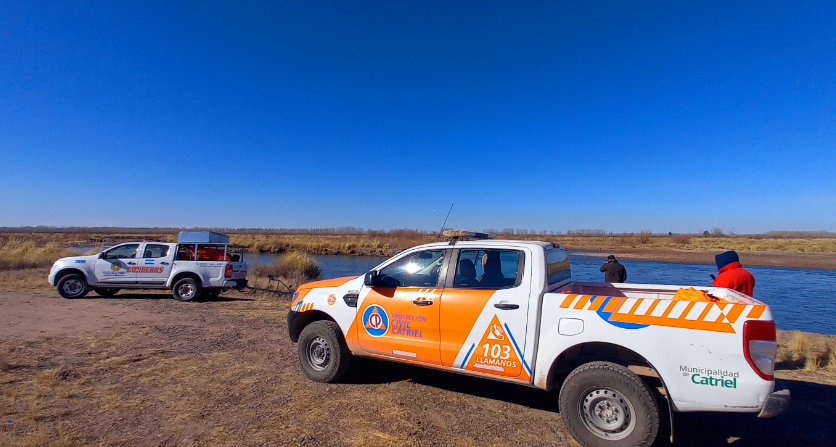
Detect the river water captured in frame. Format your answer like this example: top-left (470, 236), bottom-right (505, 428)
top-left (247, 251), bottom-right (836, 335)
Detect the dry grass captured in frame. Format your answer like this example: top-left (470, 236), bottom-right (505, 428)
top-left (1, 288), bottom-right (835, 446)
top-left (671, 234), bottom-right (692, 245)
top-left (3, 230), bottom-right (836, 258)
top-left (777, 330), bottom-right (836, 371)
top-left (0, 238), bottom-right (78, 272)
top-left (249, 251), bottom-right (323, 290)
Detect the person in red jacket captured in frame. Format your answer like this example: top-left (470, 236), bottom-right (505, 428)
top-left (712, 250), bottom-right (755, 296)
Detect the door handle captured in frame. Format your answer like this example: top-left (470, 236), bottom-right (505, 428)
top-left (413, 300), bottom-right (434, 306)
top-left (160, 262), bottom-right (170, 265)
top-left (494, 302), bottom-right (519, 310)
top-left (127, 262), bottom-right (136, 265)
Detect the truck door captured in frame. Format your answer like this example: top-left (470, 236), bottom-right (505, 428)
top-left (439, 248), bottom-right (532, 381)
top-left (356, 249), bottom-right (446, 365)
top-left (134, 243), bottom-right (175, 285)
top-left (93, 243), bottom-right (140, 284)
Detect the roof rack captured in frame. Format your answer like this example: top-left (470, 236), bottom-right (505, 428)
top-left (442, 230), bottom-right (495, 244)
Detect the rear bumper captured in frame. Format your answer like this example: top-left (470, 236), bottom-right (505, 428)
top-left (222, 279), bottom-right (248, 289)
top-left (758, 380), bottom-right (791, 418)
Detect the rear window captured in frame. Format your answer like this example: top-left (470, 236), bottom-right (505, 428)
top-left (175, 244), bottom-right (241, 262)
top-left (546, 248), bottom-right (571, 285)
top-left (175, 244), bottom-right (195, 261)
top-left (197, 245), bottom-right (228, 261)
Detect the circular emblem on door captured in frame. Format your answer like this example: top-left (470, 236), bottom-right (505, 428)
top-left (362, 304), bottom-right (389, 337)
top-left (110, 262), bottom-right (122, 272)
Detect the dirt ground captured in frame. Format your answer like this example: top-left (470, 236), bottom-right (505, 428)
top-left (2, 290), bottom-right (835, 447)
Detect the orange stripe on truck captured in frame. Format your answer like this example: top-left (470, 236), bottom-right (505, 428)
top-left (560, 294), bottom-right (577, 308)
top-left (562, 294), bottom-right (771, 334)
top-left (573, 295), bottom-right (592, 309)
top-left (588, 295), bottom-right (607, 312)
top-left (724, 304), bottom-right (746, 324)
top-left (602, 297), bottom-right (621, 313)
top-left (747, 305), bottom-right (766, 320)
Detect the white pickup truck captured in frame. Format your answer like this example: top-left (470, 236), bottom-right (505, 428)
top-left (286, 235), bottom-right (789, 447)
top-left (48, 231), bottom-right (248, 301)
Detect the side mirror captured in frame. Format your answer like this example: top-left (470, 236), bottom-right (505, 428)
top-left (364, 270), bottom-right (379, 287)
top-left (98, 252), bottom-right (105, 259)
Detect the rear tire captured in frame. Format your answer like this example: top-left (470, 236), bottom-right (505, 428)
top-left (297, 321), bottom-right (352, 383)
top-left (558, 361), bottom-right (659, 447)
top-left (93, 288), bottom-right (120, 297)
top-left (57, 274), bottom-right (88, 299)
top-left (172, 278), bottom-right (201, 302)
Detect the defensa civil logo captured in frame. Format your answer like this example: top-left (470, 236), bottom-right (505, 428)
top-left (363, 305), bottom-right (389, 337)
top-left (110, 262), bottom-right (122, 272)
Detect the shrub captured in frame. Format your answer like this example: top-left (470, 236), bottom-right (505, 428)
top-left (671, 234), bottom-right (692, 245)
top-left (250, 251), bottom-right (321, 288)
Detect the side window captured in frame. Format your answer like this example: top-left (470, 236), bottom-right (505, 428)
top-left (103, 244), bottom-right (139, 260)
top-left (378, 249), bottom-right (445, 288)
top-left (197, 245), bottom-right (228, 261)
top-left (454, 249), bottom-right (522, 289)
top-left (546, 248), bottom-right (571, 285)
top-left (143, 244), bottom-right (170, 258)
top-left (175, 244), bottom-right (196, 261)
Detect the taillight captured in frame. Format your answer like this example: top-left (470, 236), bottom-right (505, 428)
top-left (224, 264), bottom-right (233, 278)
top-left (743, 320), bottom-right (776, 381)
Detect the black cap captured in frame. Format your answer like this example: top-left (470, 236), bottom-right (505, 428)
top-left (715, 251), bottom-right (739, 270)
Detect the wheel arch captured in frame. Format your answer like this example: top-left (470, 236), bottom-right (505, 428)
top-left (54, 268), bottom-right (87, 284)
top-left (169, 271), bottom-right (202, 288)
top-left (289, 310), bottom-right (338, 343)
top-left (546, 341), bottom-right (666, 393)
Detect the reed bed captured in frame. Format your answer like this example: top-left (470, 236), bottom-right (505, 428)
top-left (0, 238), bottom-right (79, 272)
top-left (248, 251), bottom-right (323, 290)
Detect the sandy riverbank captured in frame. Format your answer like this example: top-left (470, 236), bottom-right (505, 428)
top-left (592, 247), bottom-right (836, 270)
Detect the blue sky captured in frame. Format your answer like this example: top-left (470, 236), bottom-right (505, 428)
top-left (1, 1), bottom-right (834, 233)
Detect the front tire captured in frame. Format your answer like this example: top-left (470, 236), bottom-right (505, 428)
top-left (93, 288), bottom-right (120, 297)
top-left (57, 274), bottom-right (88, 299)
top-left (297, 321), bottom-right (352, 383)
top-left (558, 361), bottom-right (659, 447)
top-left (172, 278), bottom-right (201, 302)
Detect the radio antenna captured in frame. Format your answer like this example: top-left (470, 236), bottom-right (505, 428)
top-left (436, 203), bottom-right (454, 241)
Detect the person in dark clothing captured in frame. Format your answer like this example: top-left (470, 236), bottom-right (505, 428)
top-left (712, 250), bottom-right (755, 296)
top-left (600, 255), bottom-right (627, 283)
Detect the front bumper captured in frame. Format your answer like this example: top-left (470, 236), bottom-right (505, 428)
top-left (758, 380), bottom-right (791, 418)
top-left (287, 310), bottom-right (299, 342)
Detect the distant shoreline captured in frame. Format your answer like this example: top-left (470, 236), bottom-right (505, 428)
top-left (594, 247), bottom-right (836, 270)
top-left (254, 245), bottom-right (836, 270)
top-left (3, 230), bottom-right (835, 271)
